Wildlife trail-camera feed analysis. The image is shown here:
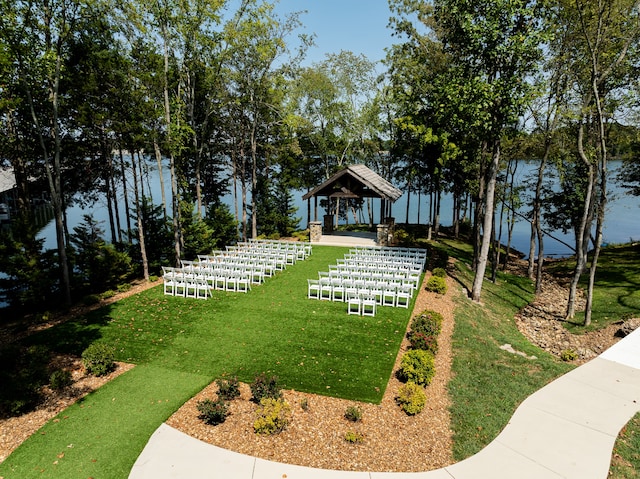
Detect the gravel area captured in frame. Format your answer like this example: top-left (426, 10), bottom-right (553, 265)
top-left (166, 272), bottom-right (457, 472)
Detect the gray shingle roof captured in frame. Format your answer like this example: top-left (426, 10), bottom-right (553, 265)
top-left (302, 164), bottom-right (403, 202)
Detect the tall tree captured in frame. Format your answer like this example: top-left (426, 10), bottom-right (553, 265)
top-left (554, 0), bottom-right (640, 324)
top-left (434, 0), bottom-right (548, 302)
top-left (0, 0), bottom-right (102, 306)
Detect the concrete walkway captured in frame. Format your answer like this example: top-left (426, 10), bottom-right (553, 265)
top-left (129, 327), bottom-right (640, 479)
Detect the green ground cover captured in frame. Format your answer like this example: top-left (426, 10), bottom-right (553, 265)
top-left (2, 239), bottom-right (639, 478)
top-left (0, 245), bottom-right (415, 479)
top-left (435, 239), bottom-right (574, 460)
top-left (546, 243), bottom-right (640, 331)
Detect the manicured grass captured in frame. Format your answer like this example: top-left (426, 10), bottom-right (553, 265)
top-left (0, 245), bottom-right (415, 479)
top-left (0, 365), bottom-right (210, 479)
top-left (437, 239), bottom-right (574, 460)
top-left (546, 243), bottom-right (640, 331)
top-left (610, 412), bottom-right (640, 479)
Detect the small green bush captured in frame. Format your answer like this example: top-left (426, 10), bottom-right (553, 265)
top-left (81, 343), bottom-right (115, 377)
top-left (49, 369), bottom-right (73, 391)
top-left (425, 276), bottom-right (447, 294)
top-left (253, 398), bottom-right (291, 435)
top-left (344, 405), bottom-right (363, 422)
top-left (0, 345), bottom-right (50, 417)
top-left (396, 382), bottom-right (427, 415)
top-left (344, 431), bottom-right (365, 443)
top-left (82, 294), bottom-right (101, 305)
top-left (99, 290), bottom-right (116, 300)
top-left (197, 398), bottom-right (229, 425)
top-left (411, 310), bottom-right (443, 336)
top-left (300, 397), bottom-right (309, 411)
top-left (432, 267), bottom-right (447, 278)
top-left (117, 283), bottom-right (132, 293)
top-left (408, 331), bottom-right (439, 355)
top-left (216, 376), bottom-right (240, 400)
top-left (250, 373), bottom-right (282, 403)
top-left (397, 349), bottom-right (436, 387)
top-left (560, 349), bottom-right (578, 361)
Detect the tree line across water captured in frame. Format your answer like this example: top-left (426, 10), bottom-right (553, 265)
top-left (1, 0), bottom-right (640, 324)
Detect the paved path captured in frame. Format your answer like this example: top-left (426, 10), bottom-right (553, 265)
top-left (129, 327), bottom-right (640, 479)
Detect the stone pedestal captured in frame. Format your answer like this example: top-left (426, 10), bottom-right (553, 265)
top-left (309, 221), bottom-right (322, 243)
top-left (377, 223), bottom-right (390, 246)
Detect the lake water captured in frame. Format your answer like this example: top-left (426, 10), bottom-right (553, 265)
top-left (37, 160), bottom-right (640, 259)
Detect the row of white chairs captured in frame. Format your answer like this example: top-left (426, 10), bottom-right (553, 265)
top-left (308, 278), bottom-right (412, 309)
top-left (307, 246), bottom-right (425, 315)
top-left (163, 241), bottom-right (312, 299)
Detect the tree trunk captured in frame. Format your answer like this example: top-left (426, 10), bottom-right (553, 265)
top-left (118, 146), bottom-right (133, 241)
top-left (471, 139), bottom-right (501, 302)
top-left (153, 139), bottom-right (168, 220)
top-left (131, 151), bottom-right (149, 280)
top-left (566, 120), bottom-right (595, 319)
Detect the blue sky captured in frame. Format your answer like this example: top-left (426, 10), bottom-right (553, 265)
top-left (274, 0), bottom-right (396, 65)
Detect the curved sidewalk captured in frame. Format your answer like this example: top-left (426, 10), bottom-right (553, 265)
top-left (129, 327), bottom-right (640, 479)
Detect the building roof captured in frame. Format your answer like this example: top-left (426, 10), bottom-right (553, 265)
top-left (0, 167), bottom-right (16, 195)
top-left (302, 164), bottom-right (403, 202)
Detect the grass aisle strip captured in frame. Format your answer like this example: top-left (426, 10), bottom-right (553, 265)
top-left (0, 365), bottom-right (210, 479)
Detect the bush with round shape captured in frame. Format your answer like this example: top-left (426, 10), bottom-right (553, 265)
top-left (344, 405), bottom-right (363, 422)
top-left (250, 373), bottom-right (282, 403)
top-left (253, 398), bottom-right (291, 435)
top-left (396, 381), bottom-right (427, 415)
top-left (49, 369), bottom-right (73, 391)
top-left (408, 331), bottom-right (439, 354)
top-left (81, 343), bottom-right (115, 377)
top-left (425, 276), bottom-right (447, 294)
top-left (344, 431), bottom-right (365, 443)
top-left (216, 376), bottom-right (240, 400)
top-left (397, 349), bottom-right (436, 387)
top-left (197, 398), bottom-right (229, 425)
top-left (411, 310), bottom-right (443, 336)
top-left (432, 267), bottom-right (447, 278)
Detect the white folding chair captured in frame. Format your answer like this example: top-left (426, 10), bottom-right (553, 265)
top-left (360, 291), bottom-right (376, 316)
top-left (237, 274), bottom-right (251, 293)
top-left (347, 289), bottom-right (361, 315)
top-left (307, 279), bottom-right (320, 299)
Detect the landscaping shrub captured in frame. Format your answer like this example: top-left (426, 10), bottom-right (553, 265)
top-left (197, 398), bottom-right (229, 425)
top-left (432, 267), bottom-right (447, 278)
top-left (216, 376), bottom-right (241, 400)
top-left (560, 349), bottom-right (578, 362)
top-left (408, 331), bottom-right (439, 354)
top-left (0, 345), bottom-right (50, 417)
top-left (344, 405), bottom-right (363, 422)
top-left (81, 343), bottom-right (115, 376)
top-left (300, 397), bottom-right (309, 411)
top-left (397, 349), bottom-right (436, 386)
top-left (250, 373), bottom-right (282, 403)
top-left (49, 369), bottom-right (73, 391)
top-left (344, 431), bottom-right (365, 443)
top-left (396, 381), bottom-right (427, 415)
top-left (253, 398), bottom-right (291, 435)
top-left (425, 276), bottom-right (447, 294)
top-left (411, 310), bottom-right (443, 336)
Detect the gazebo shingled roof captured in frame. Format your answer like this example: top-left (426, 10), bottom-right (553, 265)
top-left (302, 164), bottom-right (402, 202)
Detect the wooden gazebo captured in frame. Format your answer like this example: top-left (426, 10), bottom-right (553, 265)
top-left (302, 164), bottom-right (402, 243)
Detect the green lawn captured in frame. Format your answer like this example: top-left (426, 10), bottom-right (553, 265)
top-left (546, 243), bottom-right (640, 331)
top-left (436, 239), bottom-right (574, 459)
top-left (2, 240), bottom-right (639, 478)
top-left (0, 245), bottom-right (415, 479)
